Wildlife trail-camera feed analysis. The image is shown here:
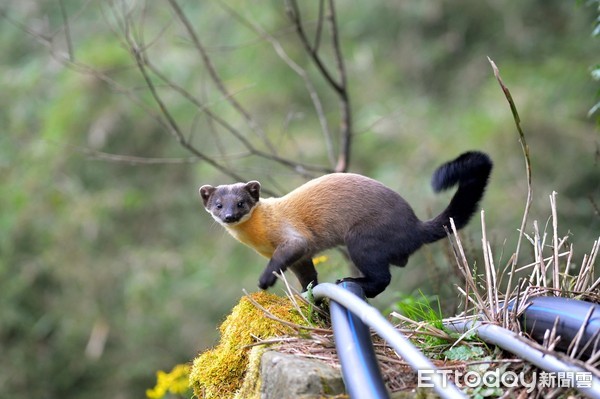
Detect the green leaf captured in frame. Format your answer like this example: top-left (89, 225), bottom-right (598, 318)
top-left (443, 345), bottom-right (485, 361)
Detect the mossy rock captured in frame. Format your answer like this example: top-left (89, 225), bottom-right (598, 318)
top-left (189, 291), bottom-right (316, 399)
top-left (258, 351), bottom-right (346, 399)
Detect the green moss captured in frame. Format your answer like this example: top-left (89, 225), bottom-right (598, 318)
top-left (189, 292), bottom-right (313, 399)
top-left (234, 345), bottom-right (266, 399)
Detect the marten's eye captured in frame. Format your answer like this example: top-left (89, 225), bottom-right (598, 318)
top-left (216, 203), bottom-right (223, 209)
top-left (237, 201), bottom-right (244, 208)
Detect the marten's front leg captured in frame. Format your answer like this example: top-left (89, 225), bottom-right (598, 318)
top-left (258, 239), bottom-right (309, 290)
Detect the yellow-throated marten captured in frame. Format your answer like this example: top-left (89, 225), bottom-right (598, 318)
top-left (199, 151), bottom-right (492, 298)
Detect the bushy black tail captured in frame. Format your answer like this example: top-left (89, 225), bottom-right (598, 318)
top-left (420, 151), bottom-right (493, 244)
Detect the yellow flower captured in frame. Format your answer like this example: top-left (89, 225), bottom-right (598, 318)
top-left (146, 364), bottom-right (191, 399)
top-left (312, 255), bottom-right (328, 266)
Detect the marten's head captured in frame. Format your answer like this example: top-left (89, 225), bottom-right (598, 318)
top-left (199, 181), bottom-right (261, 226)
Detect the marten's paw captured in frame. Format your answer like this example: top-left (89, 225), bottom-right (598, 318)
top-left (258, 270), bottom-right (278, 290)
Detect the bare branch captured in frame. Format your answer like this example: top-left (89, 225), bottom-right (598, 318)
top-left (326, 0), bottom-right (347, 90)
top-left (121, 20), bottom-right (252, 183)
top-left (144, 60), bottom-right (330, 177)
top-left (285, 0), bottom-right (352, 172)
top-left (167, 0), bottom-right (276, 154)
top-left (8, 1), bottom-right (352, 188)
top-left (8, 4), bottom-right (251, 184)
top-left (72, 3), bottom-right (323, 187)
top-left (58, 0), bottom-right (74, 61)
top-left (285, 0), bottom-right (342, 93)
top-left (105, 3), bottom-right (323, 188)
top-left (216, 1), bottom-right (337, 168)
top-left (313, 0), bottom-right (325, 53)
top-left (80, 148), bottom-right (199, 165)
top-left (326, 0), bottom-right (352, 172)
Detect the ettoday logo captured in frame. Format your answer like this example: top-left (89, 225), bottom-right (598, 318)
top-left (418, 369), bottom-right (593, 393)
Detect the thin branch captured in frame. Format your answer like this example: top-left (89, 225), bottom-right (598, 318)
top-left (286, 0), bottom-right (352, 172)
top-left (326, 0), bottom-right (347, 91)
top-left (313, 0), bottom-right (325, 53)
top-left (29, 18), bottom-right (320, 191)
top-left (488, 57), bottom-right (533, 308)
top-left (104, 4), bottom-right (324, 189)
top-left (9, 2), bottom-right (347, 190)
top-left (58, 0), bottom-right (74, 61)
top-left (40, 4), bottom-right (251, 184)
top-left (3, 4), bottom-right (244, 182)
top-left (123, 26), bottom-right (250, 183)
top-left (285, 0), bottom-right (342, 93)
top-left (167, 0), bottom-right (276, 154)
top-left (109, 1), bottom-right (343, 177)
top-left (216, 1), bottom-right (336, 168)
top-left (80, 148), bottom-right (199, 165)
top-left (144, 46), bottom-right (331, 177)
top-left (5, 11), bottom-right (162, 128)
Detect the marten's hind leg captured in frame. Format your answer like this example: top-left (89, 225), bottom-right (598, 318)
top-left (289, 258), bottom-right (318, 292)
top-left (342, 238), bottom-right (392, 298)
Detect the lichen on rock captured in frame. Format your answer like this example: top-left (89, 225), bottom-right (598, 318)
top-left (189, 291), bottom-right (316, 399)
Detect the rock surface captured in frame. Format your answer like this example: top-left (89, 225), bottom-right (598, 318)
top-left (260, 351), bottom-right (346, 398)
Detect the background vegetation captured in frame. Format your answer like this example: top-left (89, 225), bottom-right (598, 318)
top-left (1, 1), bottom-right (598, 398)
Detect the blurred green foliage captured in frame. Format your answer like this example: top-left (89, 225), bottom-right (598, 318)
top-left (0, 1), bottom-right (598, 398)
top-left (589, 0), bottom-right (600, 120)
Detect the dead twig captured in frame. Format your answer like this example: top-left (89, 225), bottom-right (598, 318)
top-left (487, 57), bottom-right (533, 307)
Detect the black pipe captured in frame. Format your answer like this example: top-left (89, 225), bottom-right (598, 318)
top-left (329, 281), bottom-right (390, 399)
top-left (513, 296), bottom-right (600, 359)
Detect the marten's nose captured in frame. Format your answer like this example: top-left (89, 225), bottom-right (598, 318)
top-left (223, 214), bottom-right (235, 223)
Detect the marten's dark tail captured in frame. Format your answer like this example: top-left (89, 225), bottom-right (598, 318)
top-left (420, 151), bottom-right (493, 244)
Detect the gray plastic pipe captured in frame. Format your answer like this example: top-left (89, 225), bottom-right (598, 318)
top-left (312, 282), bottom-right (466, 399)
top-left (329, 281), bottom-right (390, 398)
top-left (446, 318), bottom-right (600, 399)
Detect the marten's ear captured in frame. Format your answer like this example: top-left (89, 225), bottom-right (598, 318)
top-left (199, 185), bottom-right (216, 207)
top-left (245, 181), bottom-right (261, 202)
